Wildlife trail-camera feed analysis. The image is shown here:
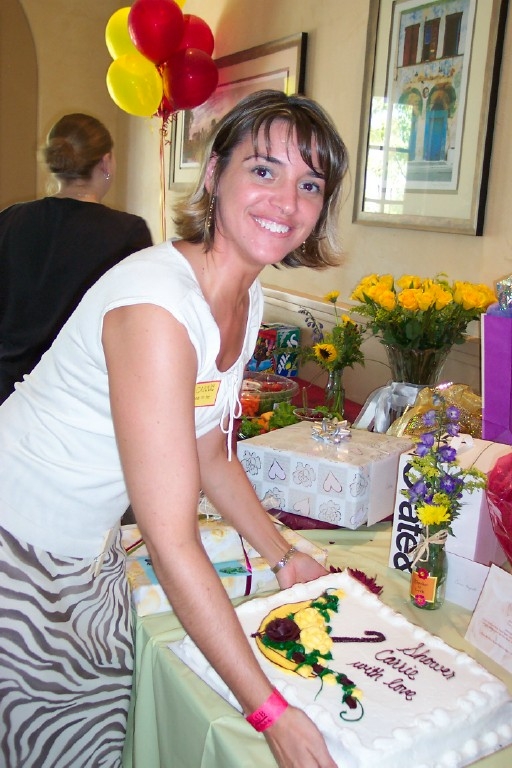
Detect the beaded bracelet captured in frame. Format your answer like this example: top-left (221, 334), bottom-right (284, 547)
top-left (246, 688), bottom-right (289, 732)
top-left (270, 545), bottom-right (297, 574)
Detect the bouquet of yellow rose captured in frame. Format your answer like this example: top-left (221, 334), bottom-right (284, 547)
top-left (351, 274), bottom-right (495, 350)
top-left (298, 291), bottom-right (366, 372)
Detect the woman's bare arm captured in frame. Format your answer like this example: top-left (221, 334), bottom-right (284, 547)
top-left (102, 303), bottom-right (336, 767)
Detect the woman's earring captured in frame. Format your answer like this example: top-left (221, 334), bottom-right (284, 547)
top-left (105, 172), bottom-right (111, 181)
top-left (206, 195), bottom-right (216, 230)
top-left (301, 240), bottom-right (307, 254)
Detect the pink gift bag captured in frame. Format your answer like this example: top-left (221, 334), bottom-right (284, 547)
top-left (482, 314), bottom-right (512, 445)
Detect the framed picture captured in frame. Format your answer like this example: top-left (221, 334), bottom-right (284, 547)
top-left (169, 33), bottom-right (308, 188)
top-left (353, 0), bottom-right (508, 235)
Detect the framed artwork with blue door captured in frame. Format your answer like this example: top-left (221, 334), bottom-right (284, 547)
top-left (353, 0), bottom-right (509, 234)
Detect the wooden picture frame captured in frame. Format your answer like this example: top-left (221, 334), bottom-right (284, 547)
top-left (353, 0), bottom-right (508, 235)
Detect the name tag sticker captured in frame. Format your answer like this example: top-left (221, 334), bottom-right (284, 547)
top-left (195, 380), bottom-right (220, 407)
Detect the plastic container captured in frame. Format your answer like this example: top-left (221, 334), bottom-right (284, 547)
top-left (241, 372), bottom-right (299, 417)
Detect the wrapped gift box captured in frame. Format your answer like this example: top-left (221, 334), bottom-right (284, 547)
top-left (389, 437), bottom-right (510, 575)
top-left (126, 556), bottom-right (282, 617)
top-left (237, 421), bottom-right (414, 529)
top-left (246, 323), bottom-right (300, 377)
top-left (123, 518), bottom-right (327, 617)
top-left (122, 518), bottom-right (260, 562)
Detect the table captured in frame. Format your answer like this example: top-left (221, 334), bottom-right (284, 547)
top-left (122, 523), bottom-right (511, 768)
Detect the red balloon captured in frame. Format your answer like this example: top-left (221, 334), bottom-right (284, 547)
top-left (177, 15), bottom-right (215, 56)
top-left (128, 0), bottom-right (185, 65)
top-left (163, 48), bottom-right (218, 110)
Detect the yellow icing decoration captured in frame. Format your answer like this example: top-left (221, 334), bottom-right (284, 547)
top-left (294, 607), bottom-right (325, 630)
top-left (300, 626), bottom-right (333, 655)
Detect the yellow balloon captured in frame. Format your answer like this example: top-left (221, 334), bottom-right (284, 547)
top-left (105, 7), bottom-right (137, 60)
top-left (175, 0), bottom-right (187, 7)
top-left (106, 53), bottom-right (163, 118)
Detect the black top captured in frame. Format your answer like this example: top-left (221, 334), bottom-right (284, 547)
top-left (0, 196), bottom-right (153, 403)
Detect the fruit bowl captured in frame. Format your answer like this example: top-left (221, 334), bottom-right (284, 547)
top-left (240, 372), bottom-right (299, 417)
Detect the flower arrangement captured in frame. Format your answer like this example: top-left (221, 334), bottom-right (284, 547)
top-left (402, 389), bottom-right (487, 609)
top-left (298, 292), bottom-right (366, 372)
top-left (403, 391), bottom-right (487, 534)
top-left (350, 274), bottom-right (495, 351)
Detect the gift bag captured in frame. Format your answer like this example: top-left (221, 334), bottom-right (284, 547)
top-left (486, 452), bottom-right (512, 565)
top-left (482, 314), bottom-right (512, 445)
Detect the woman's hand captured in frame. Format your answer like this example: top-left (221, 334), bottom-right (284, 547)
top-left (264, 705), bottom-right (337, 768)
top-left (276, 551), bottom-right (329, 590)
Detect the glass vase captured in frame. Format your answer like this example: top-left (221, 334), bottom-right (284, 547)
top-left (410, 532), bottom-right (448, 610)
top-left (384, 345), bottom-right (451, 386)
top-left (324, 368), bottom-right (345, 418)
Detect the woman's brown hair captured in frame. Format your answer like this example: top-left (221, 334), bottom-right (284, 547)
top-left (43, 113), bottom-right (113, 181)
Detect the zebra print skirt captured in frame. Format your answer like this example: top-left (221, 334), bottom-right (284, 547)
top-left (0, 525), bottom-right (133, 768)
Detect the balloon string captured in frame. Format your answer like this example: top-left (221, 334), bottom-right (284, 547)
top-left (159, 122), bottom-right (167, 242)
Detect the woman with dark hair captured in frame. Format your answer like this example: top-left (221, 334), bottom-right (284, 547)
top-left (0, 91), bottom-right (348, 767)
top-left (0, 112), bottom-right (152, 403)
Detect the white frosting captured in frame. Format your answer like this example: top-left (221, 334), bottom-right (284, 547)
top-left (169, 572), bottom-right (512, 768)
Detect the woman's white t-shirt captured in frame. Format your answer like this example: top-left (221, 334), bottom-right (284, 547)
top-left (0, 241), bottom-right (263, 557)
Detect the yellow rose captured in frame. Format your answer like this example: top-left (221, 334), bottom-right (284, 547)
top-left (416, 289), bottom-right (437, 311)
top-left (396, 275), bottom-right (422, 290)
top-left (431, 286), bottom-right (453, 310)
top-left (300, 626), bottom-right (333, 655)
top-left (477, 284), bottom-right (497, 308)
top-left (350, 285), bottom-right (365, 301)
top-left (397, 289), bottom-right (421, 311)
top-left (372, 285), bottom-right (396, 311)
top-left (352, 274), bottom-right (386, 302)
top-left (378, 274), bottom-right (394, 290)
top-left (351, 274), bottom-right (379, 301)
top-left (456, 282), bottom-right (495, 310)
top-left (452, 281), bottom-right (495, 311)
top-left (453, 282), bottom-right (480, 310)
top-left (361, 273), bottom-right (379, 287)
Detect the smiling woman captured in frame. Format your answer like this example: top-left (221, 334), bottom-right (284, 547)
top-left (0, 90), bottom-right (348, 768)
top-left (203, 120), bottom-right (326, 272)
top-left (174, 89), bottom-right (348, 269)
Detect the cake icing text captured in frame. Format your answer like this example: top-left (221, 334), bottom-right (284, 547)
top-left (345, 641), bottom-right (455, 702)
top-left (397, 642), bottom-right (455, 679)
